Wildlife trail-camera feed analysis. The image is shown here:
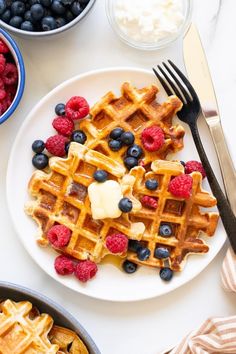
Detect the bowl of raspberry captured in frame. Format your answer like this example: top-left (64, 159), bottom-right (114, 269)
top-left (0, 28), bottom-right (25, 124)
top-left (0, 0), bottom-right (96, 37)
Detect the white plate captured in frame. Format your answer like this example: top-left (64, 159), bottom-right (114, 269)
top-left (6, 67), bottom-right (226, 302)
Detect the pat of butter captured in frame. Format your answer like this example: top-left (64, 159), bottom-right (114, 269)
top-left (88, 180), bottom-right (123, 220)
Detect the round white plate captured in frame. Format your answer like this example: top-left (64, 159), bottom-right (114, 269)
top-left (6, 67), bottom-right (226, 302)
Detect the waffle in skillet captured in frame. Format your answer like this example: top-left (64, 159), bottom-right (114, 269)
top-left (80, 82), bottom-right (185, 168)
top-left (25, 142), bottom-right (144, 264)
top-left (127, 160), bottom-right (219, 271)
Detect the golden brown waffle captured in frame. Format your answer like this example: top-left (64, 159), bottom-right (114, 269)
top-left (127, 160), bottom-right (219, 271)
top-left (0, 299), bottom-right (59, 353)
top-left (25, 142), bottom-right (145, 264)
top-left (49, 326), bottom-right (88, 354)
top-left (80, 82), bottom-right (185, 168)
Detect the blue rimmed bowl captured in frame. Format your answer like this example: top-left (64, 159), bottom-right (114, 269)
top-left (0, 28), bottom-right (25, 125)
top-left (0, 281), bottom-right (101, 353)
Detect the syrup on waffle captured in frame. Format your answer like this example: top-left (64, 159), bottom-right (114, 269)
top-left (128, 160), bottom-right (219, 271)
top-left (25, 142), bottom-right (145, 264)
top-left (80, 82), bottom-right (185, 168)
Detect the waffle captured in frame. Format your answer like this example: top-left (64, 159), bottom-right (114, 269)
top-left (0, 299), bottom-right (59, 353)
top-left (80, 82), bottom-right (185, 168)
top-left (25, 142), bottom-right (145, 264)
top-left (49, 326), bottom-right (88, 354)
top-left (127, 160), bottom-right (219, 271)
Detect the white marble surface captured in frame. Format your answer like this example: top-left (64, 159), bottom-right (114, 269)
top-left (0, 0), bottom-right (236, 353)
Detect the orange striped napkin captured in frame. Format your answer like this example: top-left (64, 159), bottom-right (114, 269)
top-left (169, 247), bottom-right (236, 354)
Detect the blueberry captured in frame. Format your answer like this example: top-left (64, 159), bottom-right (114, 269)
top-left (9, 16), bottom-right (23, 28)
top-left (127, 144), bottom-right (143, 159)
top-left (137, 247), bottom-right (151, 261)
top-left (70, 1), bottom-right (82, 16)
top-left (109, 127), bottom-right (124, 140)
top-left (0, 0), bottom-right (6, 15)
top-left (55, 103), bottom-right (65, 116)
top-left (41, 15), bottom-right (57, 30)
top-left (122, 260), bottom-right (137, 274)
top-left (30, 4), bottom-right (44, 21)
top-left (180, 160), bottom-right (185, 167)
top-left (21, 20), bottom-right (34, 30)
top-left (51, 0), bottom-right (66, 15)
top-left (159, 267), bottom-right (173, 281)
top-left (1, 9), bottom-right (11, 23)
top-left (65, 142), bottom-right (70, 154)
top-left (124, 156), bottom-right (138, 170)
top-left (64, 9), bottom-right (74, 22)
top-left (154, 247), bottom-right (170, 259)
top-left (145, 178), bottom-right (158, 190)
top-left (120, 131), bottom-right (134, 146)
top-left (24, 10), bottom-right (35, 22)
top-left (32, 153), bottom-right (48, 170)
top-left (55, 16), bottom-right (66, 27)
top-left (93, 170), bottom-right (108, 183)
top-left (11, 1), bottom-right (25, 16)
top-left (71, 130), bottom-right (87, 144)
top-left (108, 139), bottom-right (122, 151)
top-left (32, 140), bottom-right (45, 153)
top-left (118, 197), bottom-right (132, 213)
top-left (60, 0), bottom-right (73, 5)
top-left (40, 0), bottom-right (52, 6)
top-left (159, 224), bottom-right (172, 237)
top-left (128, 240), bottom-right (141, 252)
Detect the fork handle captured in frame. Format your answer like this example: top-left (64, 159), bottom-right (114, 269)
top-left (189, 122), bottom-right (236, 253)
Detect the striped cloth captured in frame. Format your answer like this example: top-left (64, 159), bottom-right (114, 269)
top-left (169, 247), bottom-right (236, 354)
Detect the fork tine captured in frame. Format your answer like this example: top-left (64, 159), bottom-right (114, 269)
top-left (152, 68), bottom-right (172, 96)
top-left (157, 65), bottom-right (184, 103)
top-left (168, 60), bottom-right (199, 103)
top-left (163, 62), bottom-right (192, 103)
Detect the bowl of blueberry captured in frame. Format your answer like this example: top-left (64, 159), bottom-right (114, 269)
top-left (0, 0), bottom-right (96, 37)
top-left (0, 28), bottom-right (25, 124)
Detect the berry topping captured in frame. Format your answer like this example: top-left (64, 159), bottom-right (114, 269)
top-left (122, 260), bottom-right (137, 274)
top-left (185, 160), bottom-right (206, 179)
top-left (128, 240), bottom-right (141, 252)
top-left (108, 139), bottom-right (123, 151)
top-left (32, 153), bottom-right (48, 170)
top-left (93, 169), bottom-right (108, 183)
top-left (141, 126), bottom-right (165, 152)
top-left (118, 197), bottom-right (133, 213)
top-left (137, 247), bottom-right (151, 261)
top-left (159, 224), bottom-right (172, 237)
top-left (71, 129), bottom-right (87, 144)
top-left (65, 96), bottom-right (89, 120)
top-left (159, 267), bottom-right (173, 281)
top-left (105, 233), bottom-right (128, 254)
top-left (124, 156), bottom-right (138, 170)
top-left (47, 224), bottom-right (72, 248)
top-left (141, 195), bottom-right (158, 209)
top-left (127, 144), bottom-right (143, 159)
top-left (32, 140), bottom-right (45, 153)
top-left (120, 131), bottom-right (135, 146)
top-left (109, 127), bottom-right (124, 140)
top-left (52, 116), bottom-right (74, 136)
top-left (55, 103), bottom-right (65, 116)
top-left (45, 134), bottom-right (68, 157)
top-left (154, 247), bottom-right (170, 259)
top-left (54, 255), bottom-right (75, 275)
top-left (145, 178), bottom-right (158, 190)
top-left (74, 260), bottom-right (98, 282)
top-left (168, 174), bottom-right (193, 199)
top-left (180, 160), bottom-right (185, 167)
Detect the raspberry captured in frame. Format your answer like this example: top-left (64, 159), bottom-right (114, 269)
top-left (141, 195), bottom-right (158, 209)
top-left (168, 174), bottom-right (193, 199)
top-left (105, 234), bottom-right (128, 254)
top-left (0, 54), bottom-right (6, 74)
top-left (65, 96), bottom-right (89, 121)
top-left (52, 116), bottom-right (74, 136)
top-left (74, 260), bottom-right (98, 282)
top-left (0, 89), bottom-right (6, 100)
top-left (54, 255), bottom-right (75, 275)
top-left (141, 126), bottom-right (165, 152)
top-left (47, 225), bottom-right (72, 248)
top-left (2, 63), bottom-right (18, 85)
top-left (45, 134), bottom-right (68, 157)
top-left (0, 40), bottom-right (9, 54)
top-left (185, 160), bottom-right (206, 179)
